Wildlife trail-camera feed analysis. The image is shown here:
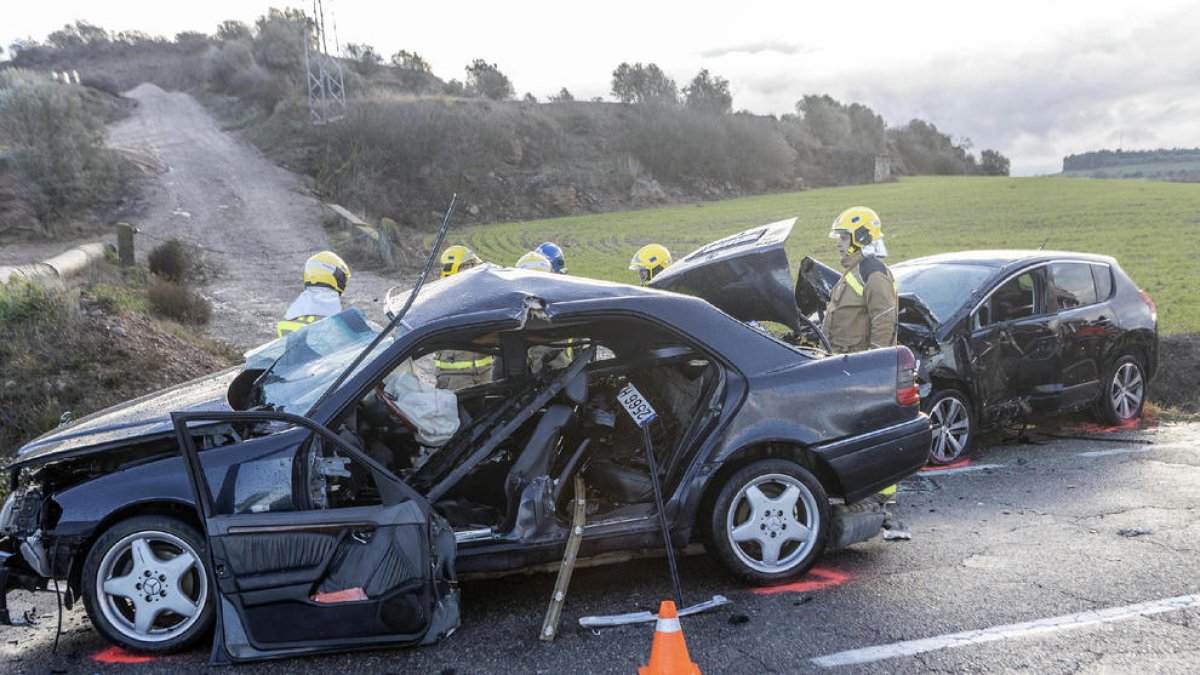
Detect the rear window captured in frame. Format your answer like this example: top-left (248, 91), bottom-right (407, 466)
top-left (894, 263), bottom-right (995, 323)
top-left (1049, 262), bottom-right (1097, 310)
top-left (1092, 264), bottom-right (1114, 300)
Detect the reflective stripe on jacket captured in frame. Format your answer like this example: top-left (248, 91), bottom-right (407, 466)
top-left (821, 251), bottom-right (898, 353)
top-left (276, 314), bottom-right (321, 337)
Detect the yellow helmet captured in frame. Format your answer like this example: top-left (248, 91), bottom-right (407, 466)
top-left (303, 250), bottom-right (350, 294)
top-left (830, 206), bottom-right (882, 251)
top-left (440, 245), bottom-right (482, 278)
top-left (515, 251), bottom-right (553, 273)
top-left (629, 244), bottom-right (672, 285)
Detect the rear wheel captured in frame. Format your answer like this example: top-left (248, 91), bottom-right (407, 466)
top-left (1095, 355), bottom-right (1146, 425)
top-left (82, 515), bottom-right (213, 654)
top-left (709, 459), bottom-right (829, 585)
top-left (924, 388), bottom-right (974, 465)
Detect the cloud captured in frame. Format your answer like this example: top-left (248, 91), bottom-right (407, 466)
top-left (699, 41), bottom-right (807, 59)
top-left (720, 7), bottom-right (1200, 175)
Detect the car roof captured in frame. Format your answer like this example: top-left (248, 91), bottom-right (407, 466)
top-left (894, 249), bottom-right (1117, 269)
top-left (391, 263), bottom-right (695, 326)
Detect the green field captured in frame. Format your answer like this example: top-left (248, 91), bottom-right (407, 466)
top-left (451, 176), bottom-right (1200, 335)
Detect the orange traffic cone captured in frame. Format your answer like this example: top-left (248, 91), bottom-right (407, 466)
top-left (638, 600), bottom-right (701, 675)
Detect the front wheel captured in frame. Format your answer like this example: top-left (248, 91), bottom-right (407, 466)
top-left (81, 515), bottom-right (214, 653)
top-left (924, 388), bottom-right (974, 465)
top-left (709, 459), bottom-right (829, 585)
top-left (1095, 355), bottom-right (1146, 425)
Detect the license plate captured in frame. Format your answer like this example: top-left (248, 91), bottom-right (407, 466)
top-left (616, 383), bottom-right (657, 427)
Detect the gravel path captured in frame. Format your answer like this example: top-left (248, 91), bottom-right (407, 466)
top-left (106, 84), bottom-right (403, 350)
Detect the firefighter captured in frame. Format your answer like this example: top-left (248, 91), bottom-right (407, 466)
top-left (821, 206), bottom-right (909, 540)
top-left (276, 251), bottom-right (350, 336)
top-left (434, 245), bottom-right (494, 389)
top-left (537, 242), bottom-right (568, 274)
top-left (629, 244), bottom-right (672, 286)
top-left (821, 206), bottom-right (897, 353)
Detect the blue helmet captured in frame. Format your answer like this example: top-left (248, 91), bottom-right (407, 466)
top-left (537, 241), bottom-right (566, 274)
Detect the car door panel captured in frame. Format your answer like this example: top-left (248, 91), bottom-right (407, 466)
top-left (172, 410), bottom-right (457, 663)
top-left (966, 267), bottom-right (1061, 421)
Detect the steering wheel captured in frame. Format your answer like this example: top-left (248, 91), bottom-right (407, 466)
top-left (373, 383), bottom-right (418, 432)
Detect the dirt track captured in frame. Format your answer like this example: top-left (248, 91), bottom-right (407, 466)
top-left (106, 84), bottom-right (400, 349)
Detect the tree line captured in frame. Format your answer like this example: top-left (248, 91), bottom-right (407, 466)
top-left (1063, 148), bottom-right (1200, 172)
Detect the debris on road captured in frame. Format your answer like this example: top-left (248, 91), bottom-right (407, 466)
top-left (1117, 528), bottom-right (1153, 538)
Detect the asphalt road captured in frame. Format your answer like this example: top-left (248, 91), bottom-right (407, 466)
top-left (3, 419), bottom-right (1198, 674)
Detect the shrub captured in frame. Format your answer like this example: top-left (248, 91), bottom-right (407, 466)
top-left (148, 279), bottom-right (212, 325)
top-left (0, 68), bottom-right (128, 231)
top-left (206, 40), bottom-right (255, 92)
top-left (0, 280), bottom-right (71, 324)
top-left (80, 73), bottom-right (122, 96)
top-left (147, 239), bottom-right (194, 281)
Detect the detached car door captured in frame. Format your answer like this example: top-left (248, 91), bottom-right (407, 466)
top-left (172, 411), bottom-right (458, 663)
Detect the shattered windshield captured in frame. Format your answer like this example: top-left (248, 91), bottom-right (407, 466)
top-left (894, 263), bottom-right (995, 323)
top-left (242, 309), bottom-right (405, 413)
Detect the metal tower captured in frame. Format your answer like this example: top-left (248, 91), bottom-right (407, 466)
top-left (304, 0), bottom-right (346, 125)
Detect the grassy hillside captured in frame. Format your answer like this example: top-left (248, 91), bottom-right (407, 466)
top-left (452, 176), bottom-right (1200, 334)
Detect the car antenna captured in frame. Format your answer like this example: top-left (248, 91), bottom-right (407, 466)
top-left (307, 194), bottom-right (458, 414)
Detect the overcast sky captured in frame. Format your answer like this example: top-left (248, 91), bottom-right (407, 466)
top-left (5, 1), bottom-right (1198, 175)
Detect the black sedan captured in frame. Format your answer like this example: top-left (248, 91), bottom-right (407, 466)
top-left (890, 250), bottom-right (1157, 463)
top-left (1, 261), bottom-right (930, 661)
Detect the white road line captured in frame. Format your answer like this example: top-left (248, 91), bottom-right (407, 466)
top-left (811, 593), bottom-right (1200, 668)
top-left (923, 463), bottom-right (1003, 475)
top-left (1078, 447), bottom-right (1154, 458)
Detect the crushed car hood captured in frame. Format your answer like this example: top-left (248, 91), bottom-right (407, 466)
top-left (11, 367), bottom-right (239, 467)
top-left (648, 218), bottom-right (803, 330)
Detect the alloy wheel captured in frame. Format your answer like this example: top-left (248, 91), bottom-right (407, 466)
top-left (725, 473), bottom-right (819, 574)
top-left (95, 530), bottom-right (208, 644)
top-left (930, 395), bottom-right (971, 464)
top-left (1109, 361), bottom-right (1144, 421)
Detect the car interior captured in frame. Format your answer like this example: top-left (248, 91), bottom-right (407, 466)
top-left (340, 316), bottom-right (723, 541)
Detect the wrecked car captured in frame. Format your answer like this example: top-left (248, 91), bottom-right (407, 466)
top-left (666, 227), bottom-right (1158, 464)
top-left (2, 259), bottom-right (930, 660)
top-left (889, 250), bottom-right (1157, 462)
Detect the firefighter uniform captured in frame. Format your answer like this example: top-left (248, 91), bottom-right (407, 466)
top-left (434, 349), bottom-right (494, 390)
top-left (821, 251), bottom-right (898, 353)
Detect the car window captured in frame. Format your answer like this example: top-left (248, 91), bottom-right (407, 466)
top-left (1049, 262), bottom-right (1098, 310)
top-left (197, 430), bottom-right (384, 515)
top-left (974, 271), bottom-right (1037, 328)
top-left (893, 263), bottom-right (995, 323)
top-left (1092, 264), bottom-right (1114, 301)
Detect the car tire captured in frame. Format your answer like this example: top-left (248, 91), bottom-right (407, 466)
top-left (1095, 354), bottom-right (1146, 426)
top-left (82, 515), bottom-right (213, 654)
top-left (924, 388), bottom-right (974, 465)
top-left (709, 459), bottom-right (829, 585)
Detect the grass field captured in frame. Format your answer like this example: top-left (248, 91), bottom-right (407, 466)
top-left (451, 176), bottom-right (1200, 335)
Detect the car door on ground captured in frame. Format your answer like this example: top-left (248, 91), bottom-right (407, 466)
top-left (174, 412), bottom-right (458, 663)
top-left (966, 267), bottom-right (1062, 420)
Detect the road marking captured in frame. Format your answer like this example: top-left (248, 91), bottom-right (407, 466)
top-left (93, 645), bottom-right (155, 664)
top-left (921, 459), bottom-right (973, 472)
top-left (920, 463), bottom-right (1002, 475)
top-left (752, 567), bottom-right (851, 595)
top-left (810, 593), bottom-right (1200, 668)
top-left (1078, 447), bottom-right (1154, 458)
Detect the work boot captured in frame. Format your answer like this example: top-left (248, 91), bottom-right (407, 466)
top-left (882, 517), bottom-right (912, 541)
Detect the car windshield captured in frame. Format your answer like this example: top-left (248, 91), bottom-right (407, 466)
top-left (894, 263), bottom-right (996, 323)
top-left (243, 309), bottom-right (404, 413)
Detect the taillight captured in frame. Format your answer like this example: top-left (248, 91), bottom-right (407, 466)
top-left (1138, 289), bottom-right (1157, 322)
top-left (896, 346), bottom-right (920, 406)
